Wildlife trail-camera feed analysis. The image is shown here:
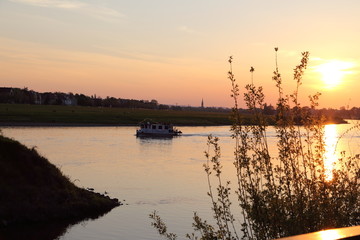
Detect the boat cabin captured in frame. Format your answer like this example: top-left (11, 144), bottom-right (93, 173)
top-left (136, 120), bottom-right (182, 137)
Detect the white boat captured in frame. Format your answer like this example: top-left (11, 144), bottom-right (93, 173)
top-left (136, 120), bottom-right (182, 137)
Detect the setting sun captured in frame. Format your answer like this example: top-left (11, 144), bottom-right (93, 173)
top-left (314, 60), bottom-right (355, 89)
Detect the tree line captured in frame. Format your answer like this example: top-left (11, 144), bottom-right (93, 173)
top-left (0, 87), bottom-right (228, 112)
top-left (1, 87), bottom-right (359, 119)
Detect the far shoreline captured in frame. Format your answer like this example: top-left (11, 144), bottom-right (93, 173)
top-left (0, 122), bottom-right (137, 127)
top-left (0, 103), bottom-right (350, 127)
top-left (0, 122), bottom-right (233, 127)
top-left (0, 121), bottom-right (349, 128)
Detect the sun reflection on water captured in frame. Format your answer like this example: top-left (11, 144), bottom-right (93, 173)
top-left (324, 124), bottom-right (339, 181)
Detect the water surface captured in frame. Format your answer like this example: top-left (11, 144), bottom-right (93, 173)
top-left (1, 123), bottom-right (359, 239)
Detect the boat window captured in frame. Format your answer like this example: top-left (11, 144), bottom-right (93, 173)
top-left (164, 126), bottom-right (169, 129)
top-left (158, 126), bottom-right (163, 129)
top-left (152, 125), bottom-right (156, 129)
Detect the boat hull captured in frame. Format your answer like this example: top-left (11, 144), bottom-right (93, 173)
top-left (135, 119), bottom-right (182, 138)
top-left (136, 130), bottom-right (181, 137)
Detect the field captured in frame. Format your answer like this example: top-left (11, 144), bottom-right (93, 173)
top-left (0, 104), bottom-right (234, 126)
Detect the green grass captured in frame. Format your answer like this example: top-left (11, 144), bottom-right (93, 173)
top-left (0, 103), bottom-right (235, 125)
top-left (0, 104), bottom-right (346, 126)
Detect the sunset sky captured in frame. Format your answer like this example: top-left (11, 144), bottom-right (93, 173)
top-left (0, 0), bottom-right (359, 108)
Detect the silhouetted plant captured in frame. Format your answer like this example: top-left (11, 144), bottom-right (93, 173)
top-left (150, 49), bottom-right (360, 240)
top-left (150, 211), bottom-right (177, 240)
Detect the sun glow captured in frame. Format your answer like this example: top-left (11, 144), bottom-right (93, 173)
top-left (314, 60), bottom-right (354, 89)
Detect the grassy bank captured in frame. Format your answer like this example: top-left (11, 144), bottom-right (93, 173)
top-left (0, 103), bottom-right (346, 126)
top-left (0, 103), bottom-right (235, 126)
top-left (0, 134), bottom-right (120, 227)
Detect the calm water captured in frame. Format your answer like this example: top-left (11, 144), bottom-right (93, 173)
top-left (1, 123), bottom-right (360, 239)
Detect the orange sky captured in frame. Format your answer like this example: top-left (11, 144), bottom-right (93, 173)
top-left (0, 0), bottom-right (359, 108)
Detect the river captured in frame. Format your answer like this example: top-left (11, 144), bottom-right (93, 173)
top-left (1, 123), bottom-right (359, 239)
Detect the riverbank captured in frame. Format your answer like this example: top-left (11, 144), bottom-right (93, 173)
top-left (0, 134), bottom-right (120, 228)
top-left (0, 103), bottom-right (234, 126)
top-left (0, 103), bottom-right (347, 126)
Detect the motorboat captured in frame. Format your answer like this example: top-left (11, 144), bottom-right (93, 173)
top-left (136, 120), bottom-right (182, 137)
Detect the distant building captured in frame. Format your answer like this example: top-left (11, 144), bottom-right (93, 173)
top-left (29, 90), bottom-right (41, 104)
top-left (60, 94), bottom-right (77, 106)
top-left (201, 98), bottom-right (204, 108)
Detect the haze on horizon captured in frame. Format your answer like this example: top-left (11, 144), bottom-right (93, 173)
top-left (0, 0), bottom-right (359, 109)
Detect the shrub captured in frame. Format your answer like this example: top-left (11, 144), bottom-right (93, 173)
top-left (150, 49), bottom-right (360, 240)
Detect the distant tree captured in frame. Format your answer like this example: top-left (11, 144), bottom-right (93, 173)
top-left (170, 105), bottom-right (182, 111)
top-left (263, 103), bottom-right (275, 115)
top-left (159, 104), bottom-right (170, 110)
top-left (149, 99), bottom-right (159, 109)
top-left (75, 94), bottom-right (92, 106)
top-left (11, 88), bottom-right (28, 104)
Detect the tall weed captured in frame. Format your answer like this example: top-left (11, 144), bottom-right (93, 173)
top-left (150, 49), bottom-right (360, 240)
